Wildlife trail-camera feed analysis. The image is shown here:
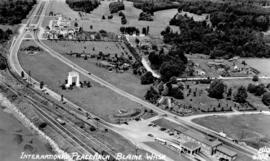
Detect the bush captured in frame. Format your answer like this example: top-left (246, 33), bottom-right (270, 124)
top-left (262, 92), bottom-right (270, 106)
top-left (141, 71), bottom-right (155, 85)
top-left (253, 75), bottom-right (259, 82)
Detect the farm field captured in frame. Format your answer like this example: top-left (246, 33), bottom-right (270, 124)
top-left (240, 58), bottom-right (270, 76)
top-left (193, 114), bottom-right (270, 149)
top-left (18, 40), bottom-right (143, 123)
top-left (43, 40), bottom-right (150, 98)
top-left (0, 103), bottom-right (53, 161)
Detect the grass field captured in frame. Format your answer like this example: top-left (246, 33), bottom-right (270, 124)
top-left (18, 40), bottom-right (143, 123)
top-left (43, 40), bottom-right (150, 98)
top-left (193, 114), bottom-right (270, 149)
top-left (240, 58), bottom-right (270, 76)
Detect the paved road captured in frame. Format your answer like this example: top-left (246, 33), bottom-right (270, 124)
top-left (8, 0), bottom-right (259, 159)
top-left (33, 34), bottom-right (258, 157)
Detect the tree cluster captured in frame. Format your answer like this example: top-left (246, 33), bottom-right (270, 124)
top-left (120, 26), bottom-right (140, 35)
top-left (138, 12), bottom-right (153, 21)
top-left (161, 2), bottom-right (270, 58)
top-left (234, 86), bottom-right (248, 103)
top-left (148, 46), bottom-right (187, 82)
top-left (131, 1), bottom-right (179, 13)
top-left (66, 0), bottom-right (100, 13)
top-left (247, 83), bottom-right (266, 96)
top-left (141, 71), bottom-right (155, 85)
top-left (109, 1), bottom-right (125, 14)
top-left (208, 79), bottom-right (227, 99)
top-left (0, 0), bottom-right (36, 25)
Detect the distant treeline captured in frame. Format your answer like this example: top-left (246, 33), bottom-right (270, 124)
top-left (109, 2), bottom-right (125, 14)
top-left (0, 0), bottom-right (36, 25)
top-left (128, 0), bottom-right (179, 13)
top-left (176, 0), bottom-right (270, 16)
top-left (66, 0), bottom-right (100, 13)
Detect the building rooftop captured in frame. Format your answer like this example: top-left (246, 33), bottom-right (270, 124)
top-left (182, 142), bottom-right (201, 151)
top-left (217, 146), bottom-right (237, 157)
top-left (183, 130), bottom-right (222, 147)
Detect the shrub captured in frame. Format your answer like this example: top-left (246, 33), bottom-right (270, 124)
top-left (262, 92), bottom-right (270, 106)
top-left (141, 71), bottom-right (155, 85)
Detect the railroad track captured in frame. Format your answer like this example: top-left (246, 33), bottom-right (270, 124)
top-left (1, 58), bottom-right (118, 160)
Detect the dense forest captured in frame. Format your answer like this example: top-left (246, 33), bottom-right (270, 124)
top-left (66, 0), bottom-right (100, 13)
top-left (161, 1), bottom-right (270, 58)
top-left (0, 0), bottom-right (36, 25)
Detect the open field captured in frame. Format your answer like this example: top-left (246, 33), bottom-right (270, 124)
top-left (43, 40), bottom-right (150, 98)
top-left (240, 58), bottom-right (270, 76)
top-left (18, 40), bottom-right (144, 123)
top-left (193, 114), bottom-right (270, 149)
top-left (0, 107), bottom-right (53, 161)
top-left (42, 0), bottom-right (179, 38)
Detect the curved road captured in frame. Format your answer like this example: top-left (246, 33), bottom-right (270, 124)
top-left (8, 0), bottom-right (259, 160)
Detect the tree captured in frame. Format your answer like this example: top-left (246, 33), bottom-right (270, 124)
top-left (141, 71), bottom-right (154, 85)
top-left (252, 75), bottom-right (259, 82)
top-left (160, 60), bottom-right (185, 82)
top-left (262, 92), bottom-right (270, 106)
top-left (21, 71), bottom-right (25, 78)
top-left (0, 56), bottom-right (7, 70)
top-left (145, 86), bottom-right (160, 103)
top-left (208, 79), bottom-right (227, 99)
top-left (74, 22), bottom-right (78, 27)
top-left (247, 83), bottom-right (257, 93)
top-left (234, 86), bottom-right (248, 103)
top-left (40, 81), bottom-right (44, 89)
top-left (170, 87), bottom-right (184, 99)
top-left (255, 84), bottom-right (266, 96)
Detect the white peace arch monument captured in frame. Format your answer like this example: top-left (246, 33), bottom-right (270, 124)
top-left (66, 71), bottom-right (80, 87)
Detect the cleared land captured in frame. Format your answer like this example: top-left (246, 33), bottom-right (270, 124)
top-left (193, 114), bottom-right (270, 149)
top-left (43, 40), bottom-right (150, 98)
top-left (18, 40), bottom-right (143, 123)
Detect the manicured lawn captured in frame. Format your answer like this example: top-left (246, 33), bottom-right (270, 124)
top-left (43, 40), bottom-right (150, 99)
top-left (18, 40), bottom-right (142, 123)
top-left (193, 114), bottom-right (270, 149)
top-left (240, 58), bottom-right (270, 76)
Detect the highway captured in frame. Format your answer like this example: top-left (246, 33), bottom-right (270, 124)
top-left (33, 33), bottom-right (257, 156)
top-left (7, 0), bottom-right (259, 160)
